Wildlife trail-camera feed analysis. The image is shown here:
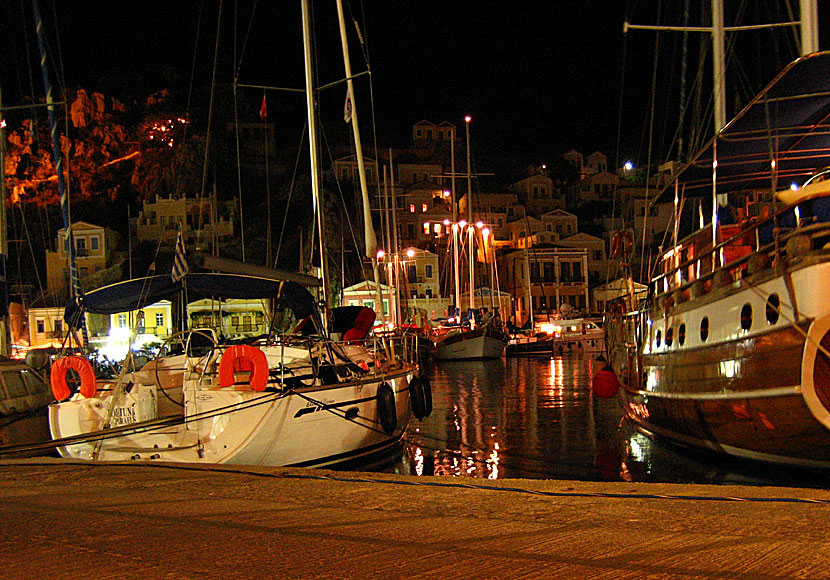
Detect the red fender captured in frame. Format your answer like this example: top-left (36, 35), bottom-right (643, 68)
top-left (50, 356), bottom-right (97, 401)
top-left (218, 344), bottom-right (269, 391)
top-left (591, 369), bottom-right (621, 399)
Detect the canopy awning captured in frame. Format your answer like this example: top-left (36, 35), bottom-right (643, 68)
top-left (655, 51), bottom-right (830, 203)
top-left (64, 273), bottom-right (319, 326)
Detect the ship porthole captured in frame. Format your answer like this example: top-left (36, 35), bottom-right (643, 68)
top-left (678, 323), bottom-right (686, 346)
top-left (655, 329), bottom-right (662, 348)
top-left (665, 327), bottom-right (674, 348)
top-left (740, 303), bottom-right (753, 331)
top-left (700, 317), bottom-right (709, 342)
top-left (766, 294), bottom-right (780, 324)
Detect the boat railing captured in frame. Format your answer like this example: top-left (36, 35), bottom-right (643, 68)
top-left (649, 196), bottom-right (830, 312)
top-left (178, 331), bottom-right (419, 391)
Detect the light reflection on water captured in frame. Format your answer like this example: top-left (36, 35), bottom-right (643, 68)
top-left (389, 355), bottom-right (830, 488)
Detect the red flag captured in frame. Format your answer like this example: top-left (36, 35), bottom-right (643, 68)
top-left (260, 94), bottom-right (267, 119)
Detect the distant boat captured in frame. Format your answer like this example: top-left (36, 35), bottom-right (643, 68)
top-left (507, 317), bottom-right (604, 356)
top-left (433, 316), bottom-right (508, 361)
top-left (605, 5), bottom-right (830, 467)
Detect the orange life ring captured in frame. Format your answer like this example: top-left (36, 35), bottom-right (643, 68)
top-left (50, 356), bottom-right (97, 401)
top-left (218, 344), bottom-right (269, 391)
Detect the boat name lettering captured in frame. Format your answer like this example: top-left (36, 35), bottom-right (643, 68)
top-left (111, 404), bottom-right (137, 426)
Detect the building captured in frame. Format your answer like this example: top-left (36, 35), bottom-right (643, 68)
top-left (45, 221), bottom-right (121, 298)
top-left (134, 195), bottom-right (236, 249)
top-left (499, 245), bottom-right (590, 326)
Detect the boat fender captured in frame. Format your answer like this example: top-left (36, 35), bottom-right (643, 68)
top-left (218, 344), bottom-right (269, 391)
top-left (376, 382), bottom-right (398, 435)
top-left (50, 356), bottom-right (97, 401)
top-left (420, 374), bottom-right (433, 417)
top-left (591, 368), bottom-right (621, 399)
top-left (408, 377), bottom-right (427, 420)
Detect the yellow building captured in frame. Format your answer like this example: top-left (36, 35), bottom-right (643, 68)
top-left (45, 221), bottom-right (120, 298)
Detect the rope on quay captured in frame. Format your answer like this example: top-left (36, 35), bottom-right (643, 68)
top-left (6, 460), bottom-right (830, 506)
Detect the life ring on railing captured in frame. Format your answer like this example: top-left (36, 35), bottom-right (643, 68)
top-left (376, 382), bottom-right (398, 435)
top-left (218, 344), bottom-right (269, 391)
top-left (50, 356), bottom-right (97, 401)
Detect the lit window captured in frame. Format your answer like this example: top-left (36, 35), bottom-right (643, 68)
top-left (409, 204), bottom-right (416, 213)
top-left (118, 314), bottom-right (127, 328)
top-left (422, 203), bottom-right (428, 213)
top-left (433, 223), bottom-right (441, 234)
top-left (423, 223), bottom-right (430, 235)
top-left (156, 313), bottom-right (164, 326)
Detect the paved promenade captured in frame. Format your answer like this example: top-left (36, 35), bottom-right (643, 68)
top-left (1, 458), bottom-right (829, 579)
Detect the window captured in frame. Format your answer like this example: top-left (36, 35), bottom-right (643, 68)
top-left (423, 223), bottom-right (430, 235)
top-left (156, 313), bottom-right (164, 327)
top-left (408, 265), bottom-right (417, 281)
top-left (656, 329), bottom-right (662, 347)
top-left (54, 319), bottom-right (63, 333)
top-left (422, 203), bottom-right (428, 213)
top-left (36, 319), bottom-right (45, 334)
top-left (666, 327), bottom-right (673, 347)
top-left (700, 317), bottom-right (709, 341)
top-left (740, 303), bottom-right (753, 331)
top-left (231, 316), bottom-right (240, 326)
top-left (409, 204), bottom-right (416, 213)
top-left (118, 314), bottom-right (127, 328)
top-left (243, 315), bottom-right (252, 331)
top-left (766, 294), bottom-right (780, 324)
top-left (90, 237), bottom-right (99, 251)
top-left (425, 288), bottom-right (432, 298)
top-left (679, 323), bottom-right (686, 346)
top-left (425, 264), bottom-right (433, 278)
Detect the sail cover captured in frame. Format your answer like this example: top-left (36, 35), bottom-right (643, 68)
top-left (64, 273), bottom-right (318, 325)
top-left (656, 50), bottom-right (830, 202)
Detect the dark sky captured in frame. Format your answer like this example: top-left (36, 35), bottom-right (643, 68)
top-left (2, 1), bottom-right (829, 169)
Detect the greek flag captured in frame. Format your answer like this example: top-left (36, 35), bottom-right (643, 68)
top-left (171, 230), bottom-right (188, 282)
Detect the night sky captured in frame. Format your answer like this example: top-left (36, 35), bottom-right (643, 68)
top-left (2, 1), bottom-right (829, 169)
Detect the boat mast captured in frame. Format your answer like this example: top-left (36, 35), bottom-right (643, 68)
top-left (334, 0), bottom-right (387, 333)
top-left (301, 0), bottom-right (329, 329)
top-left (451, 130), bottom-right (460, 320)
top-left (32, 0), bottom-right (88, 349)
top-left (465, 115), bottom-right (474, 327)
top-left (625, 0), bottom-right (819, 268)
top-left (0, 86), bottom-right (10, 356)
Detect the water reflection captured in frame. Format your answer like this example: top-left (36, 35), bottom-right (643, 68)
top-left (392, 355), bottom-right (830, 488)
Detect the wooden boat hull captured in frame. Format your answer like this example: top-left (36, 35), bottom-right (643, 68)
top-left (608, 261), bottom-right (830, 467)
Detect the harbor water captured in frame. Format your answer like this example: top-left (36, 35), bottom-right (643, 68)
top-left (390, 354), bottom-right (830, 489)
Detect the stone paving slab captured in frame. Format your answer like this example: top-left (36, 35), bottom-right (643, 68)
top-left (1, 458), bottom-right (829, 579)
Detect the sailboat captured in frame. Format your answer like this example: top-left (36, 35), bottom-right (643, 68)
top-left (45, 0), bottom-right (428, 468)
top-left (604, 1), bottom-right (830, 467)
top-left (433, 117), bottom-right (507, 361)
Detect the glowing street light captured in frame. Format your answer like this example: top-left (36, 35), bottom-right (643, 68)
top-left (406, 248), bottom-right (415, 258)
top-left (376, 249), bottom-right (385, 259)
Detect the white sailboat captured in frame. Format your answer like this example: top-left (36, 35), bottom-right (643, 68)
top-left (434, 117), bottom-right (507, 361)
top-left (46, 0), bottom-right (428, 468)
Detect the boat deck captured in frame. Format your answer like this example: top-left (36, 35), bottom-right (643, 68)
top-left (2, 458), bottom-right (828, 579)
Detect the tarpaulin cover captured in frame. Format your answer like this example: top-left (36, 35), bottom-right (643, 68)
top-left (64, 273), bottom-right (319, 326)
top-left (656, 51), bottom-right (830, 202)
